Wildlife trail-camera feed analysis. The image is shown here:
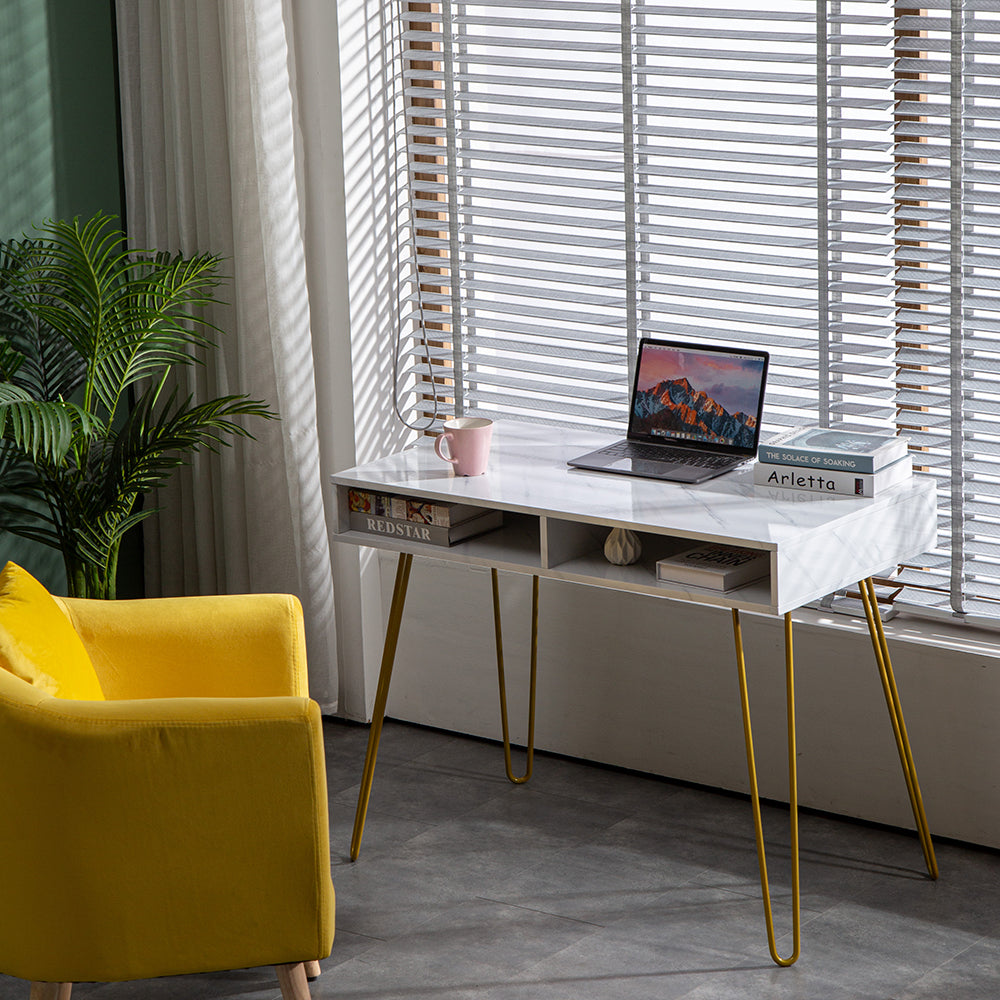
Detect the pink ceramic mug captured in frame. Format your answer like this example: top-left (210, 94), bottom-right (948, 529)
top-left (434, 417), bottom-right (494, 476)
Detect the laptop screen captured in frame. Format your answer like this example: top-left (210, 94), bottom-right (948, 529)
top-left (627, 338), bottom-right (769, 454)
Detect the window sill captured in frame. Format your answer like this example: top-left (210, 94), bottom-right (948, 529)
top-left (792, 604), bottom-right (1000, 661)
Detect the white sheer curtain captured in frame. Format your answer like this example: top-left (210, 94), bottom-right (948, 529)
top-left (115, 0), bottom-right (342, 708)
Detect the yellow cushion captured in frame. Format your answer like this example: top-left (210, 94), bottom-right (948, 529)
top-left (0, 562), bottom-right (105, 700)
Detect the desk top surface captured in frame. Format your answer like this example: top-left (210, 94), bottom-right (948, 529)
top-left (332, 421), bottom-right (935, 552)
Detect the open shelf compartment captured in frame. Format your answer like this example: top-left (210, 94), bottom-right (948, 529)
top-left (541, 517), bottom-right (777, 613)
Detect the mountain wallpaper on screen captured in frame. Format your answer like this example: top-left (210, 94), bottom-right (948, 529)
top-left (633, 377), bottom-right (757, 447)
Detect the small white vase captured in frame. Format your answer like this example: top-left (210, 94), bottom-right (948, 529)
top-left (604, 527), bottom-right (642, 566)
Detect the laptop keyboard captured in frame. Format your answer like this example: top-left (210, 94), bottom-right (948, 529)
top-left (604, 441), bottom-right (737, 469)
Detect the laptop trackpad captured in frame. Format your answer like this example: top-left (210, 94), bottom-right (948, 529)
top-left (609, 457), bottom-right (678, 475)
top-left (608, 457), bottom-right (706, 483)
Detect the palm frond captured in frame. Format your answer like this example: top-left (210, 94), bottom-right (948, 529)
top-left (0, 383), bottom-right (103, 463)
top-left (9, 216), bottom-right (130, 357)
top-left (0, 516), bottom-right (63, 550)
top-left (72, 505), bottom-right (152, 571)
top-left (1, 240), bottom-right (85, 398)
top-left (107, 379), bottom-right (274, 500)
top-left (91, 254), bottom-right (226, 419)
top-left (1, 216), bottom-right (227, 419)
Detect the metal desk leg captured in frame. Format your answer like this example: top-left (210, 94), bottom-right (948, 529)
top-left (491, 569), bottom-right (539, 784)
top-left (733, 609), bottom-right (801, 967)
top-left (350, 552), bottom-right (413, 861)
top-left (858, 577), bottom-right (938, 879)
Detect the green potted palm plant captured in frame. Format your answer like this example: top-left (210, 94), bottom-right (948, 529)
top-left (0, 213), bottom-right (275, 599)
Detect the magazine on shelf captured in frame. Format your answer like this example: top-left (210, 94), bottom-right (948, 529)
top-left (656, 543), bottom-right (770, 592)
top-left (754, 454), bottom-right (912, 497)
top-left (757, 425), bottom-right (908, 474)
top-left (346, 488), bottom-right (503, 546)
top-left (347, 489), bottom-right (487, 527)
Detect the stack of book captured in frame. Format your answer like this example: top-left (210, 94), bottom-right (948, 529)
top-left (754, 425), bottom-right (912, 497)
top-left (347, 489), bottom-right (502, 546)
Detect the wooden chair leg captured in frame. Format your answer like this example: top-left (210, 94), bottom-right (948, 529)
top-left (276, 963), bottom-right (312, 1000)
top-left (305, 960), bottom-right (322, 979)
top-left (30, 985), bottom-right (72, 1000)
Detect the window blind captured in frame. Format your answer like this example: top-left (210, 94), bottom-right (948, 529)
top-left (892, 0), bottom-right (1000, 621)
top-left (627, 2), bottom-right (897, 432)
top-left (396, 0), bottom-right (899, 432)
top-left (390, 0), bottom-right (1000, 625)
top-left (399, 0), bottom-right (631, 429)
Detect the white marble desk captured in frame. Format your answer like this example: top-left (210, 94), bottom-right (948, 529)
top-left (330, 421), bottom-right (939, 966)
top-left (332, 421), bottom-right (936, 615)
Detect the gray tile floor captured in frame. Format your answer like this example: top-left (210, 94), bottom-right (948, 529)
top-left (3, 717), bottom-right (1000, 999)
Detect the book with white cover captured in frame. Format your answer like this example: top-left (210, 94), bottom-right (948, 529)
top-left (656, 543), bottom-right (770, 591)
top-left (757, 425), bottom-right (908, 474)
top-left (754, 454), bottom-right (912, 497)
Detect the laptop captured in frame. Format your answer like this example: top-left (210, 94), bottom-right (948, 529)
top-left (568, 337), bottom-right (769, 484)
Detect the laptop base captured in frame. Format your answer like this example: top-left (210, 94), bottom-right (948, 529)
top-left (568, 445), bottom-right (741, 484)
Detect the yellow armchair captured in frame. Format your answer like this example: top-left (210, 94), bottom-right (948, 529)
top-left (0, 566), bottom-right (334, 1000)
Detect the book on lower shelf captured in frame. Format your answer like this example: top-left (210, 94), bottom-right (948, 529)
top-left (757, 424), bottom-right (908, 474)
top-left (753, 454), bottom-right (912, 497)
top-left (656, 543), bottom-right (770, 592)
top-left (346, 488), bottom-right (503, 545)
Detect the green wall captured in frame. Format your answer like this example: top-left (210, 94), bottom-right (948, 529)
top-left (46, 0), bottom-right (124, 225)
top-left (0, 2), bottom-right (57, 237)
top-left (0, 0), bottom-right (141, 596)
top-left (0, 1), bottom-right (122, 239)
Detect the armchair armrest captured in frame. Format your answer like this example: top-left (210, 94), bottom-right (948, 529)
top-left (0, 687), bottom-right (334, 983)
top-left (58, 593), bottom-right (308, 699)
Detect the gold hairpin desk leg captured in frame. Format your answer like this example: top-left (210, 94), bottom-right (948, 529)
top-left (491, 569), bottom-right (539, 784)
top-left (350, 552), bottom-right (413, 861)
top-left (858, 577), bottom-right (938, 879)
top-left (733, 609), bottom-right (801, 967)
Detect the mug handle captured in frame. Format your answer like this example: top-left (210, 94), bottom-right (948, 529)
top-left (434, 432), bottom-right (458, 465)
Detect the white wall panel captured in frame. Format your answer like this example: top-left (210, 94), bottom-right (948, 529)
top-left (375, 552), bottom-right (1000, 849)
